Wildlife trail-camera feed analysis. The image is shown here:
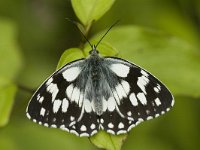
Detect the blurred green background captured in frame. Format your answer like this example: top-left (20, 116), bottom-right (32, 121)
top-left (0, 0), bottom-right (200, 150)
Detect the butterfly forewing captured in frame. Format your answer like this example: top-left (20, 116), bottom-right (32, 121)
top-left (26, 52), bottom-right (174, 137)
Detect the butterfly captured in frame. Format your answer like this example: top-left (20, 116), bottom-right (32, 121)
top-left (26, 22), bottom-right (174, 137)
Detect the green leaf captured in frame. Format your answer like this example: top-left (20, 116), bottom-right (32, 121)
top-left (83, 41), bottom-right (119, 57)
top-left (90, 25), bottom-right (200, 97)
top-left (56, 48), bottom-right (85, 69)
top-left (0, 18), bottom-right (22, 80)
top-left (71, 0), bottom-right (115, 26)
top-left (0, 136), bottom-right (16, 150)
top-left (0, 18), bottom-right (22, 127)
top-left (0, 82), bottom-right (17, 127)
top-left (90, 131), bottom-right (127, 150)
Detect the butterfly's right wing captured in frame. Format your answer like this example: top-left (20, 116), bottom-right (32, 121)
top-left (99, 57), bottom-right (174, 135)
top-left (26, 59), bottom-right (99, 137)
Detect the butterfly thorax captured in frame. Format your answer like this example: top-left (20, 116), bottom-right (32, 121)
top-left (81, 49), bottom-right (122, 115)
top-left (85, 51), bottom-right (105, 115)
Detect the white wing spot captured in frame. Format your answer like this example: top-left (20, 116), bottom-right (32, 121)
top-left (154, 87), bottom-right (159, 93)
top-left (117, 130), bottom-right (127, 134)
top-left (121, 80), bottom-right (130, 95)
top-left (157, 84), bottom-right (161, 90)
top-left (78, 93), bottom-right (84, 107)
top-left (51, 124), bottom-right (57, 128)
top-left (113, 90), bottom-right (120, 105)
top-left (136, 118), bottom-right (144, 125)
top-left (47, 83), bottom-right (59, 102)
top-left (80, 125), bottom-right (87, 131)
top-left (46, 77), bottom-right (53, 86)
top-left (38, 96), bottom-right (44, 103)
top-left (146, 109), bottom-right (150, 115)
top-left (70, 116), bottom-right (75, 121)
top-left (62, 98), bottom-right (69, 113)
top-left (107, 97), bottom-right (116, 112)
top-left (118, 122), bottom-right (124, 129)
top-left (137, 75), bottom-right (149, 94)
top-left (129, 93), bottom-right (138, 106)
top-left (66, 84), bottom-right (74, 99)
top-left (128, 124), bottom-right (135, 131)
top-left (90, 123), bottom-right (96, 130)
top-left (44, 123), bottom-right (49, 127)
top-left (154, 98), bottom-right (161, 106)
top-left (127, 111), bottom-right (132, 116)
top-left (80, 133), bottom-right (89, 137)
top-left (71, 87), bottom-right (80, 104)
top-left (37, 94), bottom-right (40, 100)
top-left (70, 130), bottom-right (79, 136)
top-left (147, 116), bottom-right (153, 120)
top-left (26, 113), bottom-right (31, 119)
top-left (53, 99), bottom-right (62, 113)
top-left (91, 130), bottom-right (98, 136)
top-left (141, 70), bottom-right (149, 77)
top-left (110, 63), bottom-right (130, 77)
top-left (161, 111), bottom-right (165, 114)
top-left (115, 84), bottom-right (126, 100)
top-left (40, 107), bottom-right (46, 116)
top-left (69, 121), bottom-right (76, 127)
top-left (102, 97), bottom-right (108, 112)
top-left (62, 67), bottom-right (81, 82)
top-left (100, 118), bottom-right (104, 123)
top-left (128, 117), bottom-right (134, 121)
top-left (60, 125), bottom-right (68, 131)
top-left (84, 99), bottom-right (92, 113)
top-left (108, 122), bottom-right (114, 128)
top-left (171, 100), bottom-right (175, 106)
top-left (107, 129), bottom-right (115, 135)
top-left (137, 92), bottom-right (147, 105)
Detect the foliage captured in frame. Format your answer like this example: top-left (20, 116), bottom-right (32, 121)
top-left (0, 0), bottom-right (200, 150)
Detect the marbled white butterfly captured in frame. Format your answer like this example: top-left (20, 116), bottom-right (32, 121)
top-left (26, 23), bottom-right (174, 137)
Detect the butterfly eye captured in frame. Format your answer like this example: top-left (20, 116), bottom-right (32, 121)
top-left (89, 49), bottom-right (99, 55)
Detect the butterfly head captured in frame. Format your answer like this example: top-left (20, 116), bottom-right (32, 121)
top-left (89, 45), bottom-right (99, 56)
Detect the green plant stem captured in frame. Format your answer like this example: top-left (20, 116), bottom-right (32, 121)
top-left (17, 84), bottom-right (35, 94)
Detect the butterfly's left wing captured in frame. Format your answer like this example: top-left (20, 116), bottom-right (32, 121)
top-left (99, 57), bottom-right (174, 135)
top-left (26, 59), bottom-right (99, 137)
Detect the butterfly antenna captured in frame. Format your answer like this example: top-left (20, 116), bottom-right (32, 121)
top-left (96, 20), bottom-right (120, 48)
top-left (66, 18), bottom-right (93, 48)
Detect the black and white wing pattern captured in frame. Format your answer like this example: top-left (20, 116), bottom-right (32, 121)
top-left (27, 59), bottom-right (99, 137)
top-left (26, 53), bottom-right (174, 137)
top-left (99, 57), bottom-right (174, 135)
